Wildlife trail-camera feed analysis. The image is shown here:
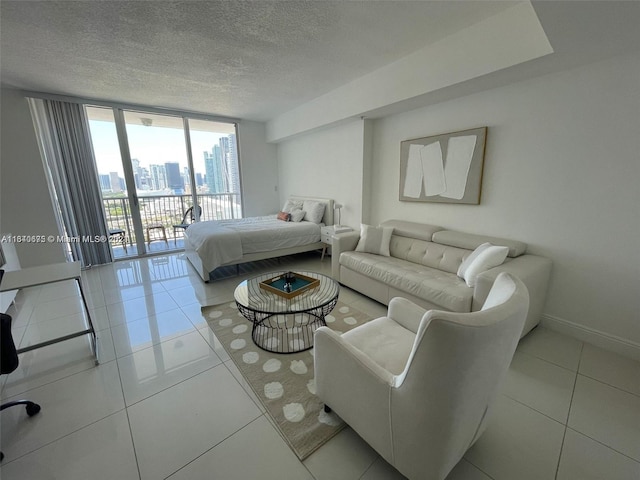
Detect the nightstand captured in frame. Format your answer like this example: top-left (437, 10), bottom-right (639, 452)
top-left (320, 226), bottom-right (353, 261)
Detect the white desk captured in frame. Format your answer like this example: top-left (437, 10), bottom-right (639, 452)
top-left (0, 261), bottom-right (98, 364)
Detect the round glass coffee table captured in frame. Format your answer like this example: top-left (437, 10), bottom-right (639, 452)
top-left (234, 271), bottom-right (339, 354)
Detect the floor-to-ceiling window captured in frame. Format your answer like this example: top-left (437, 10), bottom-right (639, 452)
top-left (86, 106), bottom-right (239, 259)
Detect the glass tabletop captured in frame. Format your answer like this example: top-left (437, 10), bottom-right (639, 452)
top-left (234, 270), bottom-right (339, 315)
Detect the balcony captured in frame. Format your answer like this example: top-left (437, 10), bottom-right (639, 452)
top-left (104, 193), bottom-right (241, 258)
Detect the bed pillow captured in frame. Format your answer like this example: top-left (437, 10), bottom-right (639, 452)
top-left (283, 199), bottom-right (304, 213)
top-left (302, 200), bottom-right (325, 224)
top-left (289, 209), bottom-right (306, 222)
top-left (277, 211), bottom-right (291, 222)
top-left (355, 224), bottom-right (394, 257)
top-left (462, 245), bottom-right (509, 287)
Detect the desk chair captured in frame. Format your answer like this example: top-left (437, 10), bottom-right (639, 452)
top-left (1, 270), bottom-right (42, 461)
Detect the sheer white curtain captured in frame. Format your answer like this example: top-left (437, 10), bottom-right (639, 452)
top-left (28, 98), bottom-right (112, 266)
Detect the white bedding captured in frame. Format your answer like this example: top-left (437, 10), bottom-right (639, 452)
top-left (184, 215), bottom-right (322, 272)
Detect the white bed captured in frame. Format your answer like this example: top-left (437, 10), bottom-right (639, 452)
top-left (184, 196), bottom-right (334, 282)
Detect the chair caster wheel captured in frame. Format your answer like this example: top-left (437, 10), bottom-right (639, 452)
top-left (26, 403), bottom-right (41, 416)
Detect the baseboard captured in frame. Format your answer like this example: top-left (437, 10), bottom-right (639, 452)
top-left (540, 314), bottom-right (640, 362)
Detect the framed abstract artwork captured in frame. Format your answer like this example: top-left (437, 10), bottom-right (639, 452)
top-left (399, 127), bottom-right (487, 204)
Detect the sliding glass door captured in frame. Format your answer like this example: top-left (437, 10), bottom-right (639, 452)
top-left (86, 106), bottom-right (137, 258)
top-left (187, 119), bottom-right (241, 222)
top-left (86, 106), bottom-right (240, 259)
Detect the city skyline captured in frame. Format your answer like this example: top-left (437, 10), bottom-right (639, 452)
top-left (89, 117), bottom-right (239, 196)
top-left (87, 107), bottom-right (240, 195)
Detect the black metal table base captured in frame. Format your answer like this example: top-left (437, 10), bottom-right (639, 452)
top-left (237, 295), bottom-right (338, 354)
top-left (251, 312), bottom-right (325, 354)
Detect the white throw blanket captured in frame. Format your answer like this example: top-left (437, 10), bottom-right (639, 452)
top-left (186, 220), bottom-right (243, 272)
top-left (185, 216), bottom-right (321, 272)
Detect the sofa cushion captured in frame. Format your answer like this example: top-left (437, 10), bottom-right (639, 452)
top-left (340, 252), bottom-right (473, 312)
top-left (432, 230), bottom-right (527, 258)
top-left (389, 237), bottom-right (468, 275)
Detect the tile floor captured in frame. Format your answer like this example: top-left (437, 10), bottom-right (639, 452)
top-left (1, 252), bottom-right (639, 480)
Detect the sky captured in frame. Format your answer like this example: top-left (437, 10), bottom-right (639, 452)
top-left (88, 118), bottom-right (231, 180)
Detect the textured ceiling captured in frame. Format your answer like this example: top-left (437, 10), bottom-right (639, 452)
top-left (0, 0), bottom-right (514, 121)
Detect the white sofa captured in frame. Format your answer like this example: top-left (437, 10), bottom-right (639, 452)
top-left (331, 220), bottom-right (552, 337)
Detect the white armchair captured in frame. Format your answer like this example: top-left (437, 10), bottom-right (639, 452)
top-left (314, 272), bottom-right (529, 480)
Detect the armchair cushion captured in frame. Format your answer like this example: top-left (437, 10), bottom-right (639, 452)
top-left (342, 317), bottom-right (415, 375)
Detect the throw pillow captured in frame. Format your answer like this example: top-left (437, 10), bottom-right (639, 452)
top-left (289, 209), bottom-right (306, 222)
top-left (457, 242), bottom-right (492, 278)
top-left (277, 211), bottom-right (291, 222)
top-left (283, 199), bottom-right (304, 213)
top-left (355, 224), bottom-right (394, 257)
top-left (462, 245), bottom-right (509, 287)
top-left (302, 200), bottom-right (325, 224)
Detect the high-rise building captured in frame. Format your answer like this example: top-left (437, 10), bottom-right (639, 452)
top-left (226, 133), bottom-right (240, 194)
top-left (182, 166), bottom-right (191, 193)
top-left (99, 174), bottom-right (111, 191)
top-left (164, 162), bottom-right (184, 194)
top-left (132, 158), bottom-right (142, 189)
top-left (109, 172), bottom-right (122, 193)
top-left (149, 164), bottom-right (167, 191)
top-left (204, 145), bottom-right (227, 193)
top-left (195, 173), bottom-right (204, 187)
top-left (138, 167), bottom-right (151, 190)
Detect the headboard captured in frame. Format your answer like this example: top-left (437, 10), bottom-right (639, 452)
top-left (288, 195), bottom-right (334, 226)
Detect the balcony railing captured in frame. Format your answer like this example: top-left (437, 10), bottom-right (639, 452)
top-left (104, 193), bottom-right (241, 247)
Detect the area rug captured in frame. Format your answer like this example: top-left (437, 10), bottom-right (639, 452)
top-left (201, 300), bottom-right (372, 460)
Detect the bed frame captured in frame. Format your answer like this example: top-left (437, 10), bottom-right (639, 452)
top-left (184, 196), bottom-right (334, 282)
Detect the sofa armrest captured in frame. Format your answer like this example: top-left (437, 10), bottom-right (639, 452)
top-left (473, 254), bottom-right (552, 337)
top-left (331, 231), bottom-right (361, 281)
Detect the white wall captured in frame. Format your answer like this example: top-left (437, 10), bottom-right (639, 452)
top-left (236, 120), bottom-right (279, 216)
top-left (277, 119), bottom-right (366, 226)
top-left (0, 87), bottom-right (66, 267)
top-left (370, 51), bottom-right (640, 347)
